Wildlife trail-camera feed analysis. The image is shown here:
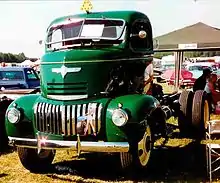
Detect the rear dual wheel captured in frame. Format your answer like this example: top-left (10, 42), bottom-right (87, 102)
top-left (178, 90), bottom-right (194, 137)
top-left (191, 90), bottom-right (210, 139)
top-left (178, 90), bottom-right (210, 139)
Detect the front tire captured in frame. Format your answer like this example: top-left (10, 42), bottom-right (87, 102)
top-left (18, 147), bottom-right (55, 172)
top-left (120, 124), bottom-right (153, 171)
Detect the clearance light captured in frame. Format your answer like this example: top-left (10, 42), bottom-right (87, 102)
top-left (139, 30), bottom-right (147, 39)
top-left (81, 0), bottom-right (93, 13)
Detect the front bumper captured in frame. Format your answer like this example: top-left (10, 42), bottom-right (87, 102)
top-left (8, 135), bottom-right (129, 153)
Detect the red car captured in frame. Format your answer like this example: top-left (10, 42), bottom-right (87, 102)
top-left (161, 69), bottom-right (196, 88)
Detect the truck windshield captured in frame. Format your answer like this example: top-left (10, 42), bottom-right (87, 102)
top-left (0, 71), bottom-right (24, 81)
top-left (46, 18), bottom-right (126, 50)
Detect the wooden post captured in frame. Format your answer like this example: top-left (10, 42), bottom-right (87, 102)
top-left (174, 51), bottom-right (184, 91)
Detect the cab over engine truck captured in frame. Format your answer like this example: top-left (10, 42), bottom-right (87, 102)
top-left (5, 10), bottom-right (209, 172)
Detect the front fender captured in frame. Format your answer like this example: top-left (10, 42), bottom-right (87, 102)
top-left (5, 94), bottom-right (40, 138)
top-left (105, 94), bottom-right (158, 142)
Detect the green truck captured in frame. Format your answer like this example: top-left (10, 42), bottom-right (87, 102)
top-left (4, 10), bottom-right (209, 173)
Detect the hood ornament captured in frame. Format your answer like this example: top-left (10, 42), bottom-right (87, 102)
top-left (52, 65), bottom-right (81, 78)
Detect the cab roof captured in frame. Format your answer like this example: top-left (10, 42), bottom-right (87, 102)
top-left (0, 66), bottom-right (32, 71)
top-left (48, 10), bottom-right (150, 30)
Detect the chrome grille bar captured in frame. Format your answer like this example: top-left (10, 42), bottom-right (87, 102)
top-left (61, 105), bottom-right (66, 135)
top-left (34, 102), bottom-right (103, 136)
top-left (48, 104), bottom-right (52, 133)
top-left (45, 103), bottom-right (49, 132)
top-left (72, 105), bottom-right (76, 135)
top-left (51, 104), bottom-right (56, 133)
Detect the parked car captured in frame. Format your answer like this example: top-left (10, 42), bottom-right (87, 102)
top-left (0, 67), bottom-right (40, 89)
top-left (155, 64), bottom-right (185, 83)
top-left (185, 62), bottom-right (218, 79)
top-left (161, 69), bottom-right (196, 88)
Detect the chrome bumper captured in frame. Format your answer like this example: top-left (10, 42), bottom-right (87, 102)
top-left (8, 136), bottom-right (130, 153)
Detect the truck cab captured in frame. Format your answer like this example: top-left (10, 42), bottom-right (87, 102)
top-left (5, 10), bottom-right (167, 172)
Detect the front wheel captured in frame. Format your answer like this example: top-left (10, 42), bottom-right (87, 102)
top-left (120, 124), bottom-right (153, 171)
top-left (18, 147), bottom-right (56, 172)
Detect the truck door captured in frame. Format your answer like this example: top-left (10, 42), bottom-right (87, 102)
top-left (25, 68), bottom-right (40, 88)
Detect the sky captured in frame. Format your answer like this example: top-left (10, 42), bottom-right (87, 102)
top-left (0, 0), bottom-right (220, 58)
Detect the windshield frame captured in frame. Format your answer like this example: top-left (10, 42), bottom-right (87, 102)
top-left (45, 18), bottom-right (126, 46)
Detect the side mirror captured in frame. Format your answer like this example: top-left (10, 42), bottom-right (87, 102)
top-left (153, 39), bottom-right (159, 49)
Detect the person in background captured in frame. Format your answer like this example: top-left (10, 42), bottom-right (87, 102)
top-left (193, 68), bottom-right (212, 92)
top-left (217, 78), bottom-right (220, 91)
top-left (143, 60), bottom-right (154, 94)
top-left (205, 73), bottom-right (220, 104)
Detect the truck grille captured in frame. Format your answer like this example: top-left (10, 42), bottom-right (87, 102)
top-left (34, 102), bottom-right (103, 136)
top-left (47, 82), bottom-right (88, 95)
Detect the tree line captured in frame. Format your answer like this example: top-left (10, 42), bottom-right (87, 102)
top-left (154, 51), bottom-right (220, 59)
top-left (0, 52), bottom-right (28, 63)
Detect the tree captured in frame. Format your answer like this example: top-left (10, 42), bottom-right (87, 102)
top-left (0, 52), bottom-right (27, 63)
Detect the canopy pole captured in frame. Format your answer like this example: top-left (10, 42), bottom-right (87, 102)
top-left (174, 51), bottom-right (184, 91)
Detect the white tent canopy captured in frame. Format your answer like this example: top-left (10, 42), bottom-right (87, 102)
top-left (20, 60), bottom-right (34, 66)
top-left (153, 58), bottom-right (161, 62)
top-left (161, 55), bottom-right (175, 65)
top-left (34, 59), bottom-right (41, 65)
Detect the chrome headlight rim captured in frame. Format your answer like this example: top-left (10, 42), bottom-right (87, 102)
top-left (112, 108), bottom-right (128, 127)
top-left (7, 107), bottom-right (21, 124)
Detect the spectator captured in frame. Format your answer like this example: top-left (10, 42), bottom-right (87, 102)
top-left (217, 78), bottom-right (220, 91)
top-left (205, 73), bottom-right (217, 94)
top-left (193, 68), bottom-right (212, 92)
top-left (205, 73), bottom-right (220, 105)
top-left (143, 60), bottom-right (154, 94)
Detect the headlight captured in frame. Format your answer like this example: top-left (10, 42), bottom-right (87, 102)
top-left (7, 108), bottom-right (21, 124)
top-left (112, 109), bottom-right (128, 127)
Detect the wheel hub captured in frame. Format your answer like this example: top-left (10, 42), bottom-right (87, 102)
top-left (138, 126), bottom-right (152, 166)
top-left (37, 149), bottom-right (51, 159)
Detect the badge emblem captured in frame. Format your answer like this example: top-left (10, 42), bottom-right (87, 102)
top-left (52, 65), bottom-right (81, 78)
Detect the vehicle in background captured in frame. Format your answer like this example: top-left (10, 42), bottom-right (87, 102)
top-left (0, 66), bottom-right (40, 151)
top-left (161, 69), bottom-right (195, 88)
top-left (0, 67), bottom-right (40, 90)
top-left (185, 62), bottom-right (218, 79)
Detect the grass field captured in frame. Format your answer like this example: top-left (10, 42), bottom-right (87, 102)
top-left (1, 115), bottom-right (220, 183)
top-left (0, 146), bottom-right (208, 183)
